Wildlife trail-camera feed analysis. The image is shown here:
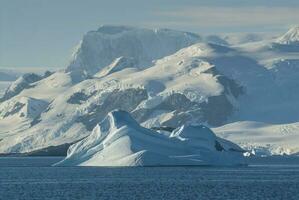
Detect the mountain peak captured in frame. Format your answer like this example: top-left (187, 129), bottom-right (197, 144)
top-left (96, 25), bottom-right (135, 34)
top-left (66, 25), bottom-right (201, 82)
top-left (276, 26), bottom-right (299, 44)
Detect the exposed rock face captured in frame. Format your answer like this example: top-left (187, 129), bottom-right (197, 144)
top-left (76, 88), bottom-right (148, 131)
top-left (67, 91), bottom-right (92, 105)
top-left (131, 66), bottom-right (243, 127)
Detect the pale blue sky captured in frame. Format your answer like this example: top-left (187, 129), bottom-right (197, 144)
top-left (1, 0), bottom-right (299, 69)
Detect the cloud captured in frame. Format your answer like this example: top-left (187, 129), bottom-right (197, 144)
top-left (150, 6), bottom-right (299, 31)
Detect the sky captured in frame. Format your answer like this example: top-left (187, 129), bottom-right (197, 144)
top-left (1, 0), bottom-right (299, 69)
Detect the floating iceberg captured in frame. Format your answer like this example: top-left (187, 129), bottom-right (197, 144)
top-left (56, 110), bottom-right (245, 167)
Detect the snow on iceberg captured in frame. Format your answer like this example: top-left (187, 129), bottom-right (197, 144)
top-left (55, 110), bottom-right (246, 167)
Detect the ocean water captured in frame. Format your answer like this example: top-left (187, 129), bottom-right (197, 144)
top-left (1, 157), bottom-right (299, 200)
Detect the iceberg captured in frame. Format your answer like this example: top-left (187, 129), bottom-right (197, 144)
top-left (56, 110), bottom-right (245, 167)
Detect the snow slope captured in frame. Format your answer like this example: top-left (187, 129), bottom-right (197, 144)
top-left (214, 121), bottom-right (299, 156)
top-left (0, 70), bottom-right (75, 152)
top-left (56, 110), bottom-right (245, 166)
top-left (218, 26), bottom-right (299, 124)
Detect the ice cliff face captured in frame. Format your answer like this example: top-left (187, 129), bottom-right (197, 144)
top-left (66, 25), bottom-right (201, 81)
top-left (56, 110), bottom-right (245, 166)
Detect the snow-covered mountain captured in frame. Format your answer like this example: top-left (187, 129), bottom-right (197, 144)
top-left (276, 26), bottom-right (299, 45)
top-left (0, 42), bottom-right (243, 153)
top-left (0, 25), bottom-right (299, 157)
top-left (0, 73), bottom-right (44, 102)
top-left (0, 68), bottom-right (53, 97)
top-left (270, 26), bottom-right (299, 53)
top-left (56, 110), bottom-right (245, 166)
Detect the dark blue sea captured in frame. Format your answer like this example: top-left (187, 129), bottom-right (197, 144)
top-left (1, 157), bottom-right (299, 200)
